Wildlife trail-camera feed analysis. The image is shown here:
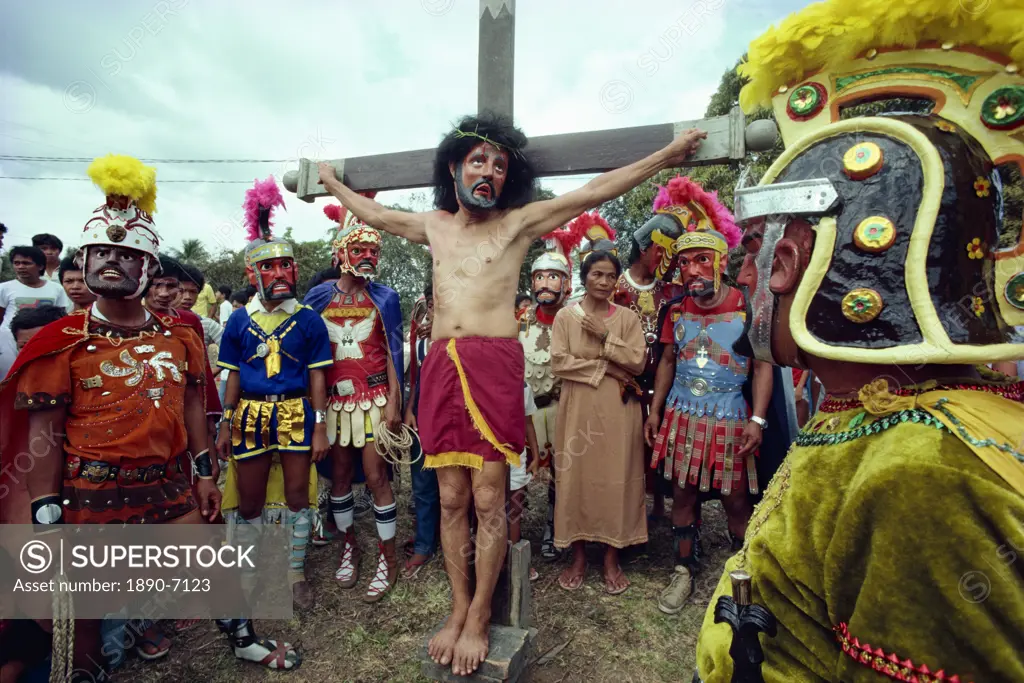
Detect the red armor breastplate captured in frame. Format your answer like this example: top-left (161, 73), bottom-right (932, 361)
top-left (614, 274), bottom-right (683, 385)
top-left (322, 289), bottom-right (389, 407)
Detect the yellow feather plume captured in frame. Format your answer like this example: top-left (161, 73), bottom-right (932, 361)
top-left (738, 0), bottom-right (1024, 113)
top-left (86, 154), bottom-right (158, 215)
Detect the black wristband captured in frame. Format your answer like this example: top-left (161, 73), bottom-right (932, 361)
top-left (31, 494), bottom-right (64, 525)
top-left (193, 449), bottom-right (214, 478)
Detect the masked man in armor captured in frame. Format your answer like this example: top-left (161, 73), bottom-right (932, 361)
top-left (304, 200), bottom-right (405, 603)
top-left (645, 177), bottom-right (773, 616)
top-left (518, 227), bottom-right (577, 560)
top-left (695, 3), bottom-right (1024, 679)
top-left (216, 177), bottom-right (332, 611)
top-left (1, 158), bottom-right (302, 674)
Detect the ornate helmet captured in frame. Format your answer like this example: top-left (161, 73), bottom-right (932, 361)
top-left (531, 226), bottom-right (578, 279)
top-left (654, 176), bottom-right (741, 293)
top-left (733, 0), bottom-right (1024, 366)
top-left (632, 201), bottom-right (686, 280)
top-left (243, 176), bottom-right (294, 301)
top-left (569, 212), bottom-right (617, 265)
top-left (82, 154), bottom-right (160, 298)
top-left (326, 192), bottom-right (381, 278)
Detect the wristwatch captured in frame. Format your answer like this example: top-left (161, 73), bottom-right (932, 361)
top-left (314, 409), bottom-right (327, 424)
top-left (750, 415), bottom-right (768, 430)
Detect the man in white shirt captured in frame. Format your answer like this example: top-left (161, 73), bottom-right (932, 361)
top-left (0, 246), bottom-right (72, 377)
top-left (31, 233), bottom-right (64, 282)
top-left (216, 285), bottom-right (233, 324)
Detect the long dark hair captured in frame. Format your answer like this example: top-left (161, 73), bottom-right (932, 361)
top-left (432, 112), bottom-right (536, 213)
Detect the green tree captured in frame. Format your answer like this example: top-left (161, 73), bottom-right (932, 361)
top-left (171, 238), bottom-right (210, 265)
top-left (597, 57), bottom-right (780, 275)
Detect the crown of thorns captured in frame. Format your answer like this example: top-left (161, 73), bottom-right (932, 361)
top-left (453, 127), bottom-right (525, 160)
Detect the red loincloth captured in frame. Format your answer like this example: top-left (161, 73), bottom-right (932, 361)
top-left (419, 337), bottom-right (525, 470)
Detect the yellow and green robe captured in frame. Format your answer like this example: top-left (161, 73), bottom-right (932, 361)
top-left (696, 378), bottom-right (1024, 683)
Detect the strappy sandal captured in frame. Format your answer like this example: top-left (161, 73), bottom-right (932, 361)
top-left (335, 530), bottom-right (360, 589)
top-left (364, 541), bottom-right (397, 603)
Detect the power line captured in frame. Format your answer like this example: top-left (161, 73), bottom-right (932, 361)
top-left (0, 154), bottom-right (291, 164)
top-left (0, 176), bottom-right (255, 183)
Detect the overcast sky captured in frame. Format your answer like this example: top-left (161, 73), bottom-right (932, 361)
top-left (0, 0), bottom-right (806, 256)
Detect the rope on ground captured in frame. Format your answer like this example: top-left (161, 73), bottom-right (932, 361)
top-left (50, 569), bottom-right (75, 683)
top-left (374, 423), bottom-right (422, 466)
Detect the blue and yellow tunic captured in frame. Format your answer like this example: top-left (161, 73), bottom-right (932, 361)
top-left (217, 298), bottom-right (332, 459)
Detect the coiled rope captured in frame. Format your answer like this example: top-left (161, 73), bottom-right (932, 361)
top-left (50, 570), bottom-right (75, 683)
top-left (374, 423), bottom-right (422, 466)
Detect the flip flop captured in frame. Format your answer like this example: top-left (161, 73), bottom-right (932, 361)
top-left (557, 570), bottom-right (584, 591)
top-left (602, 567), bottom-right (630, 596)
top-left (136, 630), bottom-right (171, 661)
top-left (403, 554), bottom-right (432, 580)
top-left (529, 567), bottom-right (539, 582)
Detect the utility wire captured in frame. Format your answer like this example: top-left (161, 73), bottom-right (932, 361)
top-left (0, 176), bottom-right (256, 183)
top-left (0, 155), bottom-right (291, 164)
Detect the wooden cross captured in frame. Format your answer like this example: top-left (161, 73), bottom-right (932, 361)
top-left (282, 0), bottom-right (778, 201)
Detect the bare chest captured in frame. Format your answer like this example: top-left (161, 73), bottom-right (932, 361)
top-left (426, 218), bottom-right (525, 285)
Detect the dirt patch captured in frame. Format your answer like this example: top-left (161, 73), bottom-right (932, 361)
top-left (115, 471), bottom-right (730, 683)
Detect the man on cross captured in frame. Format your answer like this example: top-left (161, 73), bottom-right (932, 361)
top-left (318, 112), bottom-right (704, 676)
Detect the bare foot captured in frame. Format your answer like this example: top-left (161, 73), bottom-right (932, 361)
top-left (452, 609), bottom-right (490, 676)
top-left (428, 612), bottom-right (466, 667)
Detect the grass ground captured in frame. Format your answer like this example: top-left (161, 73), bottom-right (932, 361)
top-left (115, 470), bottom-right (731, 683)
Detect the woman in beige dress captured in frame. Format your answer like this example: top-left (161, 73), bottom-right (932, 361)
top-left (551, 250), bottom-right (647, 594)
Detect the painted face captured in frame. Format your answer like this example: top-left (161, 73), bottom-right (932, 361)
top-left (584, 258), bottom-right (619, 301)
top-left (148, 276), bottom-right (180, 313)
top-left (453, 142), bottom-right (509, 211)
top-left (60, 269), bottom-right (95, 309)
top-left (644, 243), bottom-right (678, 281)
top-left (84, 245), bottom-right (147, 299)
top-left (676, 247), bottom-right (720, 299)
top-left (11, 255), bottom-right (42, 284)
top-left (532, 270), bottom-right (568, 306)
top-left (343, 240), bottom-right (380, 278)
top-left (248, 257), bottom-right (297, 301)
top-left (734, 217), bottom-right (802, 365)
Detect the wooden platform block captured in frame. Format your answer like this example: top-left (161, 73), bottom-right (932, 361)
top-left (419, 623), bottom-right (534, 683)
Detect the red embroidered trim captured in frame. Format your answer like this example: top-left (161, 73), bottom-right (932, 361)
top-left (833, 623), bottom-right (973, 683)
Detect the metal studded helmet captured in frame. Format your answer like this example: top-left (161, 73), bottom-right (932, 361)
top-left (733, 0), bottom-right (1024, 366)
top-left (81, 154), bottom-right (160, 298)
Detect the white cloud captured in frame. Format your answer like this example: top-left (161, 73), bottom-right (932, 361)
top-left (0, 0), bottom-right (788, 261)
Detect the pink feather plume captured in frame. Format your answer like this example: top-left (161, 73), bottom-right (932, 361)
top-left (652, 176), bottom-right (741, 249)
top-left (243, 176), bottom-right (286, 241)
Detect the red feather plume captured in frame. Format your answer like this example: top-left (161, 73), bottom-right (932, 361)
top-left (565, 211), bottom-right (616, 245)
top-left (541, 226), bottom-right (581, 259)
top-left (324, 204), bottom-right (345, 224)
